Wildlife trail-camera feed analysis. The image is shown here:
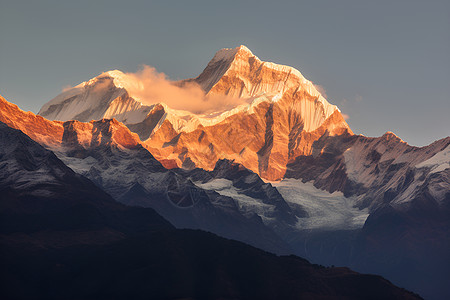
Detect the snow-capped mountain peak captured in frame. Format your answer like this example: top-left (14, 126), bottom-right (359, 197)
top-left (209, 45), bottom-right (254, 65)
top-left (38, 46), bottom-right (352, 179)
top-left (194, 45), bottom-right (327, 101)
top-left (38, 71), bottom-right (151, 124)
top-left (78, 70), bottom-right (126, 88)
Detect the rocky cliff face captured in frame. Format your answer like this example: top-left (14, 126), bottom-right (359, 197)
top-left (147, 46), bottom-right (352, 180)
top-left (284, 131), bottom-right (450, 212)
top-left (1, 96), bottom-right (141, 152)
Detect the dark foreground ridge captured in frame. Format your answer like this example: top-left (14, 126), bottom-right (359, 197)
top-left (1, 230), bottom-right (421, 300)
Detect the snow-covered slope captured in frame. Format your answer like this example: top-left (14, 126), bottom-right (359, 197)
top-left (189, 45), bottom-right (338, 131)
top-left (416, 144), bottom-right (450, 174)
top-left (39, 71), bottom-right (152, 124)
top-left (273, 179), bottom-right (369, 231)
top-left (187, 159), bottom-right (304, 235)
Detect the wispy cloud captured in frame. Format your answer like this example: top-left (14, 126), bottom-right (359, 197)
top-left (62, 85), bottom-right (74, 92)
top-left (111, 66), bottom-right (247, 114)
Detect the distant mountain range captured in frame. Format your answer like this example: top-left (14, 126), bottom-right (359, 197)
top-left (1, 45), bottom-right (448, 299)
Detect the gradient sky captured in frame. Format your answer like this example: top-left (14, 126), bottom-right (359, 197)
top-left (1, 0), bottom-right (449, 146)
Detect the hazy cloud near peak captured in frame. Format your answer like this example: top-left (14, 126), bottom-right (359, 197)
top-left (62, 85), bottom-right (74, 92)
top-left (115, 65), bottom-right (247, 114)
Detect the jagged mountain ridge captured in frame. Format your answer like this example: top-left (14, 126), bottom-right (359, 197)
top-left (284, 131), bottom-right (450, 212)
top-left (10, 92), bottom-right (449, 240)
top-left (39, 45), bottom-right (352, 180)
top-left (1, 121), bottom-right (422, 300)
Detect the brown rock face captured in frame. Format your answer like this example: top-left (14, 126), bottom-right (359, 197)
top-left (0, 96), bottom-right (64, 148)
top-left (0, 95), bottom-right (140, 151)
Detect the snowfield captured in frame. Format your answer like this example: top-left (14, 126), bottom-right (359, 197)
top-left (415, 144), bottom-right (450, 174)
top-left (272, 179), bottom-right (369, 230)
top-left (196, 177), bottom-right (369, 231)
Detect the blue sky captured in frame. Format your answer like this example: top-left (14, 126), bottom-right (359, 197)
top-left (1, 0), bottom-right (449, 146)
